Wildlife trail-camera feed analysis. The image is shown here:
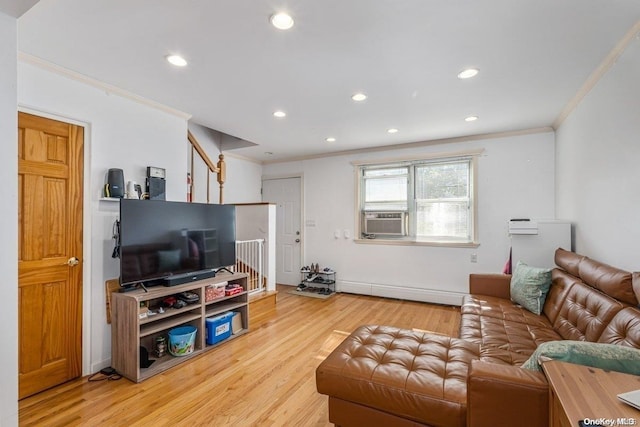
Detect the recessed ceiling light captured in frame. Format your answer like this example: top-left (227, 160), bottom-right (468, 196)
top-left (351, 93), bottom-right (367, 102)
top-left (457, 68), bottom-right (479, 79)
top-left (270, 12), bottom-right (294, 30)
top-left (273, 110), bottom-right (286, 118)
top-left (265, 152), bottom-right (274, 155)
top-left (326, 137), bottom-right (336, 143)
top-left (387, 128), bottom-right (399, 134)
top-left (465, 116), bottom-right (479, 122)
top-left (166, 54), bottom-right (188, 67)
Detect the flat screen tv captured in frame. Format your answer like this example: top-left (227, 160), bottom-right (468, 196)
top-left (119, 199), bottom-right (236, 288)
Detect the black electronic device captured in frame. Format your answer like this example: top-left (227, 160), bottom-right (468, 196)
top-left (139, 346), bottom-right (154, 368)
top-left (106, 168), bottom-right (125, 198)
top-left (100, 366), bottom-right (117, 376)
top-left (146, 166), bottom-right (166, 200)
top-left (118, 199), bottom-right (236, 289)
top-left (146, 177), bottom-right (166, 200)
top-left (163, 269), bottom-right (218, 287)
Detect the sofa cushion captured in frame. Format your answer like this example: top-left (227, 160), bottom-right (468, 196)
top-left (554, 247), bottom-right (638, 306)
top-left (510, 261), bottom-right (552, 315)
top-left (462, 294), bottom-right (553, 327)
top-left (521, 340), bottom-right (640, 375)
top-left (597, 307), bottom-right (640, 348)
top-left (578, 256), bottom-right (638, 305)
top-left (315, 325), bottom-right (480, 427)
top-left (542, 269), bottom-right (577, 324)
top-left (553, 281), bottom-right (624, 341)
top-left (460, 314), bottom-right (561, 365)
top-left (554, 247), bottom-right (584, 277)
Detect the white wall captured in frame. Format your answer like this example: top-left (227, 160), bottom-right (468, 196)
top-left (223, 154), bottom-right (262, 204)
top-left (17, 60), bottom-right (264, 375)
top-left (0, 11), bottom-right (18, 427)
top-left (187, 123), bottom-right (263, 205)
top-left (556, 38), bottom-right (640, 271)
top-left (263, 131), bottom-right (556, 304)
top-left (18, 61), bottom-right (189, 374)
top-left (235, 204), bottom-right (276, 291)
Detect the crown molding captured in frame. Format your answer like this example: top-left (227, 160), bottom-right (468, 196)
top-left (553, 20), bottom-right (640, 129)
top-left (221, 150), bottom-right (263, 165)
top-left (262, 126), bottom-right (553, 165)
top-left (18, 52), bottom-right (192, 120)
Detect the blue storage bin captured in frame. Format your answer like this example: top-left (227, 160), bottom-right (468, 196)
top-left (206, 312), bottom-right (233, 345)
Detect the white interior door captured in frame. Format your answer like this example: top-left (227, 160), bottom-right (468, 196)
top-left (262, 177), bottom-right (302, 286)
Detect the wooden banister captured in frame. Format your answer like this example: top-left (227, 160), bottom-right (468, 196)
top-left (187, 130), bottom-right (226, 204)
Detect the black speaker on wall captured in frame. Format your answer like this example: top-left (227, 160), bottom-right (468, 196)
top-left (107, 168), bottom-right (125, 198)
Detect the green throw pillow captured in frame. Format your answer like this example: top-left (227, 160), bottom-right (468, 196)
top-left (510, 261), bottom-right (552, 315)
top-left (521, 340), bottom-right (640, 375)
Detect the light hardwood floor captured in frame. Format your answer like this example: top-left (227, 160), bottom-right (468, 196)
top-left (19, 285), bottom-right (461, 427)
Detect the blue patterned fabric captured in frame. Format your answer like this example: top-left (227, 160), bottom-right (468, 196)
top-left (521, 340), bottom-right (640, 374)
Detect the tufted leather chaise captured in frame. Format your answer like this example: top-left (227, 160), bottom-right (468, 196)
top-left (316, 248), bottom-right (640, 427)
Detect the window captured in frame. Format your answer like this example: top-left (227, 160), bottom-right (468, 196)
top-left (357, 154), bottom-right (477, 245)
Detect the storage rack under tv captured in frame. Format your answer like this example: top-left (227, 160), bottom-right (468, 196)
top-left (111, 272), bottom-right (248, 382)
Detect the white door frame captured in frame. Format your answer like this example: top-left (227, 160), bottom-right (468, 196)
top-left (18, 105), bottom-right (93, 376)
top-left (261, 173), bottom-right (304, 285)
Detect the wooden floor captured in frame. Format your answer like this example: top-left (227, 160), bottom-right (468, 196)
top-left (19, 285), bottom-right (460, 427)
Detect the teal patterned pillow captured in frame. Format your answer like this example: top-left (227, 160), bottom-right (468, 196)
top-left (521, 340), bottom-right (640, 374)
top-left (510, 261), bottom-right (552, 315)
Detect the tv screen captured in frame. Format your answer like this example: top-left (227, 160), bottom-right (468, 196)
top-left (119, 199), bottom-right (236, 287)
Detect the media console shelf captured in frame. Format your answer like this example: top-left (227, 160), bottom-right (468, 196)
top-left (111, 272), bottom-right (249, 382)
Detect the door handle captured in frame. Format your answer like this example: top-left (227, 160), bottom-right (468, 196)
top-left (67, 257), bottom-right (80, 267)
top-left (295, 239), bottom-right (300, 243)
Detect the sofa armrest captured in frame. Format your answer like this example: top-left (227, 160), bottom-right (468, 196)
top-left (467, 360), bottom-right (548, 427)
top-left (469, 274), bottom-right (512, 299)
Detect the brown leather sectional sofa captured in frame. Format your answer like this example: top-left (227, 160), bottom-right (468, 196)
top-left (316, 248), bottom-right (640, 427)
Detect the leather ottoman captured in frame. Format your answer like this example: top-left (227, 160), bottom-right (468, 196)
top-left (316, 325), bottom-right (481, 427)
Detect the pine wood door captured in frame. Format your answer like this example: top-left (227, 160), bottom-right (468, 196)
top-left (18, 112), bottom-right (84, 399)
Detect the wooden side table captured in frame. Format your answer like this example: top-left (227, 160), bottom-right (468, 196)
top-left (543, 360), bottom-right (640, 427)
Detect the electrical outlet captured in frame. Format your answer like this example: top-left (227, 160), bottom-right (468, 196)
top-left (344, 229), bottom-right (351, 239)
top-left (470, 253), bottom-right (478, 263)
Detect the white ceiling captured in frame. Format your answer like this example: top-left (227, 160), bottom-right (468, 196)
top-left (16, 1), bottom-right (640, 162)
top-left (0, 0), bottom-right (39, 18)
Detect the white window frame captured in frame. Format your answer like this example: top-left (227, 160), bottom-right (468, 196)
top-left (353, 150), bottom-right (481, 247)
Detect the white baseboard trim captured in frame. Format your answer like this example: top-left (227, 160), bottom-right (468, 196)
top-left (337, 280), bottom-right (464, 306)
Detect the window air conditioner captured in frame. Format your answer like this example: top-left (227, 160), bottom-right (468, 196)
top-left (363, 212), bottom-right (407, 236)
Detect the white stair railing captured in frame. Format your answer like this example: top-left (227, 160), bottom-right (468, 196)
top-left (235, 239), bottom-right (265, 294)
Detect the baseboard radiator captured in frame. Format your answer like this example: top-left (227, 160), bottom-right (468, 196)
top-left (337, 280), bottom-right (464, 306)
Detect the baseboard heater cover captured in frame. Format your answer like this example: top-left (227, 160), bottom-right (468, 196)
top-left (337, 280), bottom-right (464, 306)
